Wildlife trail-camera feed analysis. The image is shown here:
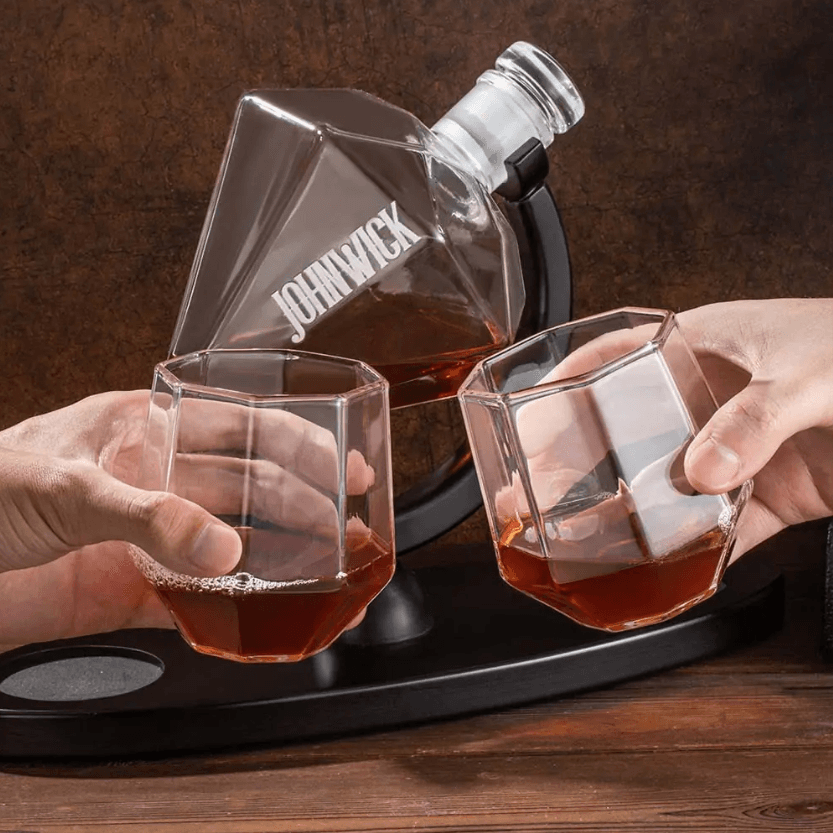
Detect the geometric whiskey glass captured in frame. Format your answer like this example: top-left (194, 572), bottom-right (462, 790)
top-left (458, 308), bottom-right (751, 631)
top-left (133, 348), bottom-right (395, 661)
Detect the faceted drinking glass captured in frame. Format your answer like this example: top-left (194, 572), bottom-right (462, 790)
top-left (458, 308), bottom-right (751, 632)
top-left (133, 349), bottom-right (395, 661)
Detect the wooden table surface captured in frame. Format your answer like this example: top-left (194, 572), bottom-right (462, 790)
top-left (1, 519), bottom-right (831, 832)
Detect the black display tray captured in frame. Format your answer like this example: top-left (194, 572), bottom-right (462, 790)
top-left (0, 544), bottom-right (783, 759)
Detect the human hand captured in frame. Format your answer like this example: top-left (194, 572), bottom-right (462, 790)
top-left (0, 390), bottom-right (373, 647)
top-left (492, 300), bottom-right (833, 565)
top-left (677, 298), bottom-right (833, 558)
top-left (138, 392), bottom-right (376, 582)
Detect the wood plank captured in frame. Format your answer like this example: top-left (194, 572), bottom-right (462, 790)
top-left (3, 750), bottom-right (833, 832)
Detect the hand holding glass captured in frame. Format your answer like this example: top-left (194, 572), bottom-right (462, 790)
top-left (133, 349), bottom-right (395, 661)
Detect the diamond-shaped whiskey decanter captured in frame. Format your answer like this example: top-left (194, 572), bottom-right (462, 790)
top-left (170, 42), bottom-right (584, 409)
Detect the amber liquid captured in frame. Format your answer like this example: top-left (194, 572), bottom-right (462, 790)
top-left (301, 291), bottom-right (508, 409)
top-left (154, 527), bottom-right (394, 662)
top-left (497, 517), bottom-right (731, 632)
top-left (373, 340), bottom-right (506, 408)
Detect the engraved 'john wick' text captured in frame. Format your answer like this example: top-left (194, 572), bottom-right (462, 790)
top-left (271, 201), bottom-right (421, 343)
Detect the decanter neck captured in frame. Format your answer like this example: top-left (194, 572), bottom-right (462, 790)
top-left (431, 42), bottom-right (584, 193)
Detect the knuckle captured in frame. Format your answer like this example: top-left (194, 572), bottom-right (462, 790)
top-left (724, 392), bottom-right (780, 438)
top-left (126, 490), bottom-right (177, 528)
top-left (128, 490), bottom-right (207, 546)
top-left (249, 458), bottom-right (271, 485)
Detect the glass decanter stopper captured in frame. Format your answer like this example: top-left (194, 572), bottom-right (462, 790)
top-left (170, 42), bottom-right (584, 409)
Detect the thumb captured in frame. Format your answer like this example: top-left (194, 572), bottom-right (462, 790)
top-left (684, 377), bottom-right (815, 494)
top-left (22, 459), bottom-right (241, 576)
top-left (113, 485), bottom-right (243, 578)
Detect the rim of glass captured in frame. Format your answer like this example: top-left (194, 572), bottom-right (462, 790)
top-left (155, 348), bottom-right (389, 404)
top-left (459, 307), bottom-right (676, 404)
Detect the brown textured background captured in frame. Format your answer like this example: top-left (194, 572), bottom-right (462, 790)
top-left (1, 0), bottom-right (831, 545)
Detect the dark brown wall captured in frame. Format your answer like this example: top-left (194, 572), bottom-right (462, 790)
top-left (1, 0), bottom-right (831, 543)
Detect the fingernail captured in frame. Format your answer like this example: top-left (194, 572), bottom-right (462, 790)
top-left (189, 523), bottom-right (241, 575)
top-left (687, 438), bottom-right (741, 492)
top-left (346, 450), bottom-right (376, 494)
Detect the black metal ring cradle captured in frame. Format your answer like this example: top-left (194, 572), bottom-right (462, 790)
top-left (0, 141), bottom-right (785, 759)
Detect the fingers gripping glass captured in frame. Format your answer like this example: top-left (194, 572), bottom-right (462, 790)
top-left (134, 349), bottom-right (395, 662)
top-left (458, 308), bottom-right (751, 632)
